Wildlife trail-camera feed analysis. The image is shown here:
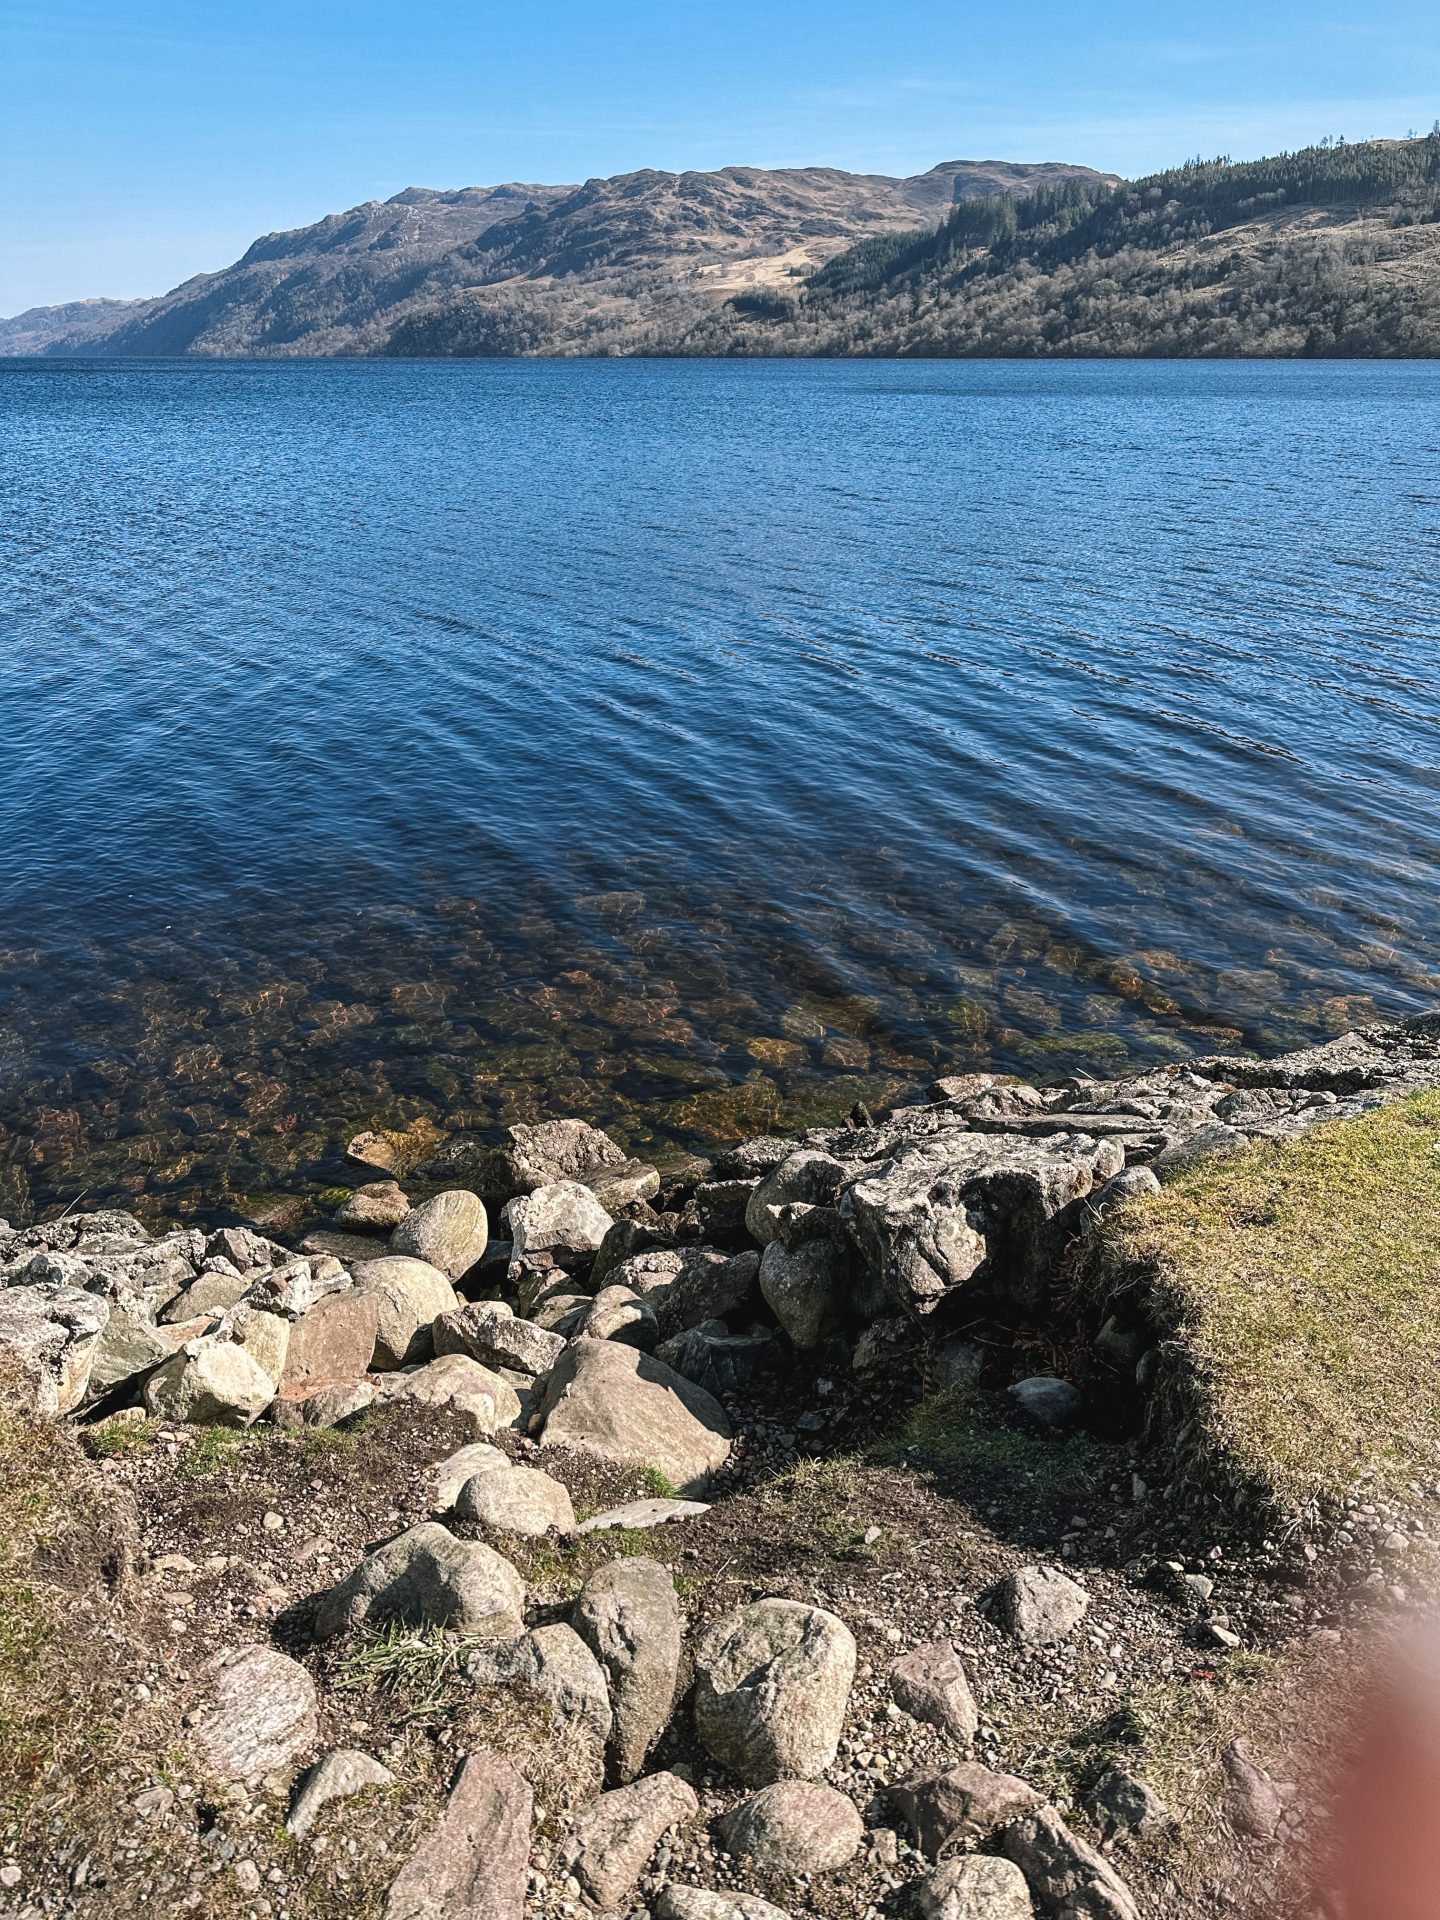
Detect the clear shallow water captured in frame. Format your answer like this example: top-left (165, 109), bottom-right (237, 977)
top-left (3, 357), bottom-right (1440, 1219)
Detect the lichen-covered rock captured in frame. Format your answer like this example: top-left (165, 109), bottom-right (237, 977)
top-left (536, 1339), bottom-right (731, 1494)
top-left (573, 1556), bottom-right (682, 1781)
top-left (280, 1287), bottom-right (381, 1385)
top-left (693, 1598), bottom-right (856, 1784)
top-left (143, 1337), bottom-right (274, 1427)
top-left (312, 1522), bottom-right (524, 1640)
top-left (389, 1189), bottom-right (489, 1279)
top-left (1001, 1805), bottom-right (1139, 1920)
top-left (607, 1245), bottom-right (760, 1339)
top-left (0, 1282), bottom-right (108, 1415)
top-left (432, 1441), bottom-right (510, 1511)
top-left (230, 1305), bottom-right (290, 1387)
top-left (720, 1780), bottom-right (864, 1872)
top-left (189, 1645), bottom-right (317, 1784)
top-left (655, 1321), bottom-right (784, 1398)
top-left (507, 1181), bottom-right (614, 1270)
top-left (86, 1306), bottom-right (173, 1401)
top-left (759, 1237), bottom-right (846, 1348)
top-left (385, 1353), bottom-right (521, 1433)
top-left (891, 1763), bottom-right (1040, 1854)
top-left (505, 1623), bottom-right (612, 1753)
top-left (479, 1118), bottom-right (626, 1206)
top-left (575, 1283), bottom-right (658, 1349)
top-left (561, 1770), bottom-right (697, 1907)
top-left (840, 1131), bottom-right (1124, 1316)
top-left (917, 1856), bottom-right (1035, 1920)
top-left (745, 1150), bottom-right (848, 1247)
top-left (287, 1748), bottom-right (395, 1836)
top-left (383, 1749), bottom-right (531, 1920)
top-left (351, 1256), bottom-right (459, 1369)
top-left (433, 1299), bottom-right (566, 1376)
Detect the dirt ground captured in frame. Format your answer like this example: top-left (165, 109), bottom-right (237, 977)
top-left (7, 1327), bottom-right (1433, 1920)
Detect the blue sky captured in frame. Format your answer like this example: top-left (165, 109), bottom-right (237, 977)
top-left (4, 0), bottom-right (1438, 313)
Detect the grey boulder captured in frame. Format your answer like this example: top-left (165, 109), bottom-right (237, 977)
top-left (917, 1856), bottom-right (1035, 1920)
top-left (189, 1644), bottom-right (317, 1785)
top-left (891, 1763), bottom-right (1040, 1854)
top-left (992, 1566), bottom-right (1089, 1647)
top-left (654, 1891), bottom-right (793, 1920)
top-left (507, 1181), bottom-right (613, 1268)
top-left (0, 1282), bottom-right (108, 1416)
top-left (840, 1130), bottom-right (1124, 1316)
top-left (758, 1237), bottom-right (846, 1349)
top-left (573, 1555), bottom-right (682, 1781)
top-left (382, 1749), bottom-right (531, 1920)
top-left (561, 1770), bottom-right (697, 1907)
top-left (1001, 1805), bottom-right (1139, 1920)
top-left (1008, 1376), bottom-right (1083, 1429)
top-left (720, 1780), bottom-right (864, 1872)
top-left (312, 1522), bottom-right (524, 1640)
top-left (389, 1189), bottom-right (489, 1279)
top-left (456, 1462), bottom-right (576, 1536)
top-left (433, 1299), bottom-right (565, 1376)
top-left (575, 1283), bottom-right (658, 1349)
top-left (536, 1339), bottom-right (731, 1494)
top-left (351, 1256), bottom-right (459, 1369)
top-left (143, 1337), bottom-right (275, 1427)
top-left (287, 1748), bottom-right (395, 1836)
top-left (693, 1598), bottom-right (856, 1784)
top-left (888, 1640), bottom-right (979, 1747)
top-left (745, 1150), bottom-right (848, 1247)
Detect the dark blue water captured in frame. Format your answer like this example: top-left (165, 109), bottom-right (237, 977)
top-left (4, 357), bottom-right (1440, 1219)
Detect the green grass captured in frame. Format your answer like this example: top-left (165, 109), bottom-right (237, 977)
top-left (84, 1416), bottom-right (153, 1459)
top-left (640, 1465), bottom-right (680, 1500)
top-left (881, 1386), bottom-right (1107, 1494)
top-left (1082, 1090), bottom-right (1440, 1516)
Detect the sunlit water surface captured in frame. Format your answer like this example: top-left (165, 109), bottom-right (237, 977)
top-left (3, 357), bottom-right (1439, 1219)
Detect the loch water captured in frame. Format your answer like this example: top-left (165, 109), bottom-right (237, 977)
top-left (4, 356), bottom-right (1440, 1219)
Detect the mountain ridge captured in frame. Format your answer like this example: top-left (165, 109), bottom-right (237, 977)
top-left (0, 159), bottom-right (1114, 357)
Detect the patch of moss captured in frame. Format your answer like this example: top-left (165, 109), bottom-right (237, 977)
top-left (1083, 1090), bottom-right (1440, 1516)
top-left (881, 1387), bottom-right (1107, 1494)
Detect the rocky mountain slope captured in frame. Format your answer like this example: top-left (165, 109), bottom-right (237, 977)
top-left (5, 1012), bottom-right (1440, 1919)
top-left (0, 160), bottom-right (1113, 359)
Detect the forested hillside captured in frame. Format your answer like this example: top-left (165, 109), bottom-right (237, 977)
top-left (702, 134), bottom-right (1440, 357)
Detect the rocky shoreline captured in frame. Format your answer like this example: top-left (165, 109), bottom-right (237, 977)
top-left (5, 1012), bottom-right (1440, 1920)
